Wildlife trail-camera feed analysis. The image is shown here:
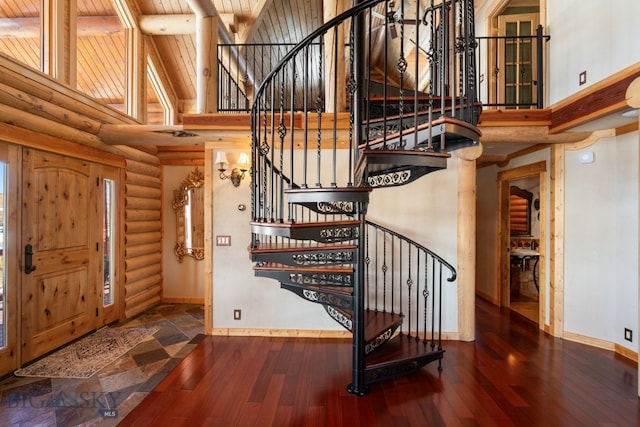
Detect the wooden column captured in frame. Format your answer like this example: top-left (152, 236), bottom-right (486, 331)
top-left (204, 147), bottom-right (214, 334)
top-left (549, 144), bottom-right (565, 339)
top-left (323, 0), bottom-right (346, 113)
top-left (125, 28), bottom-right (147, 121)
top-left (456, 145), bottom-right (482, 341)
top-left (196, 15), bottom-right (218, 114)
top-left (42, 0), bottom-right (77, 87)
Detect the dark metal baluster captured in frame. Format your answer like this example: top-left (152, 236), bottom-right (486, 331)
top-left (365, 224), bottom-right (370, 311)
top-left (277, 72), bottom-right (287, 222)
top-left (412, 0), bottom-right (420, 149)
top-left (415, 247), bottom-right (421, 341)
top-left (397, 240), bottom-right (403, 333)
top-left (422, 253), bottom-right (430, 344)
top-left (437, 263), bottom-right (443, 353)
top-left (374, 228), bottom-right (379, 312)
top-left (315, 38), bottom-right (323, 188)
top-left (382, 230), bottom-right (388, 311)
top-left (289, 59), bottom-right (297, 222)
top-left (406, 246), bottom-right (413, 338)
top-left (331, 27), bottom-right (339, 188)
top-left (302, 46), bottom-right (309, 189)
top-left (536, 25), bottom-right (544, 108)
top-left (347, 21), bottom-right (355, 187)
top-left (431, 256), bottom-right (436, 349)
top-left (397, 0), bottom-right (406, 148)
top-left (390, 234), bottom-right (395, 314)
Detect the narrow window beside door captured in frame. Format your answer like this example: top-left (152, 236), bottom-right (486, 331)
top-left (103, 178), bottom-right (115, 307)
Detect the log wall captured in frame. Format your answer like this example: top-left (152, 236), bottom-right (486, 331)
top-left (124, 158), bottom-right (163, 318)
top-left (0, 54), bottom-right (164, 321)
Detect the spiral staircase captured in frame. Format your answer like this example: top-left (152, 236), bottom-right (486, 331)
top-left (249, 0), bottom-right (480, 396)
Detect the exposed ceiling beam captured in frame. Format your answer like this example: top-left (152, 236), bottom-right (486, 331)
top-left (0, 14), bottom-right (236, 38)
top-left (0, 16), bottom-right (122, 38)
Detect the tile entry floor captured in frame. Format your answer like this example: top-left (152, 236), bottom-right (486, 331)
top-left (0, 303), bottom-right (204, 426)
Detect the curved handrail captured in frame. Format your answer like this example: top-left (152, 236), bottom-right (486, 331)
top-left (250, 0), bottom-right (386, 121)
top-left (366, 220), bottom-right (457, 282)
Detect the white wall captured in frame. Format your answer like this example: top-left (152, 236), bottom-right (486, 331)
top-left (476, 133), bottom-right (639, 351)
top-left (211, 149), bottom-right (343, 331)
top-left (564, 134), bottom-right (638, 349)
top-left (211, 149), bottom-right (461, 333)
top-left (368, 157), bottom-right (460, 332)
top-left (475, 0), bottom-right (640, 107)
top-left (546, 0), bottom-right (640, 104)
top-left (162, 165), bottom-right (205, 301)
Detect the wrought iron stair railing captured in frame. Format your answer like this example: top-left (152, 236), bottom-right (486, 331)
top-left (249, 0), bottom-right (477, 396)
top-left (363, 220), bottom-right (456, 377)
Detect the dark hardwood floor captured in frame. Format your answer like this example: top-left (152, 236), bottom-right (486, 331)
top-left (121, 299), bottom-right (640, 426)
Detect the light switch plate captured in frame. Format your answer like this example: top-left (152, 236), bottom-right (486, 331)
top-left (216, 235), bottom-right (231, 246)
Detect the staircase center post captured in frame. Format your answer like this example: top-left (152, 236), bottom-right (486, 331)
top-left (348, 199), bottom-right (368, 396)
top-left (346, 1), bottom-right (368, 396)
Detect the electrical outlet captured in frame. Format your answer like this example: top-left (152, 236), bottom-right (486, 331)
top-left (624, 328), bottom-right (633, 342)
top-left (233, 309), bottom-right (241, 320)
top-left (579, 70), bottom-right (587, 86)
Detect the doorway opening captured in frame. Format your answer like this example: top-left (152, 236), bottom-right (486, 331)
top-left (498, 161), bottom-right (546, 328)
top-left (508, 178), bottom-right (540, 323)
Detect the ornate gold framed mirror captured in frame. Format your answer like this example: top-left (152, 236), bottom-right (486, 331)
top-left (173, 167), bottom-right (205, 262)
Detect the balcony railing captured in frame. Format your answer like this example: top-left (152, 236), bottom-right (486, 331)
top-left (218, 27), bottom-right (550, 113)
top-left (217, 43), bottom-right (320, 113)
top-left (476, 25), bottom-right (550, 109)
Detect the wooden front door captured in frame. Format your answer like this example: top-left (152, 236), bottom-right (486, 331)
top-left (21, 148), bottom-right (101, 362)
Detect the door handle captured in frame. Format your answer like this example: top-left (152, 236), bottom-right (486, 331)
top-left (25, 244), bottom-right (37, 274)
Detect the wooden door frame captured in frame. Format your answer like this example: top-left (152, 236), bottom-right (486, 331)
top-left (498, 161), bottom-right (548, 332)
top-left (0, 143), bottom-right (21, 375)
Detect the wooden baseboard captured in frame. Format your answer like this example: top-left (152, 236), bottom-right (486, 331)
top-left (161, 297), bottom-right (205, 304)
top-left (476, 291), bottom-right (499, 305)
top-left (209, 328), bottom-right (461, 341)
top-left (563, 331), bottom-right (615, 351)
top-left (210, 328), bottom-right (351, 338)
top-left (615, 343), bottom-right (639, 363)
top-left (563, 331), bottom-right (638, 362)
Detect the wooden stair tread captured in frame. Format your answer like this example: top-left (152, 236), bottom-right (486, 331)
top-left (282, 282), bottom-right (353, 296)
top-left (250, 241), bottom-right (357, 254)
top-left (251, 220), bottom-right (360, 229)
top-left (284, 187), bottom-right (372, 194)
top-left (365, 334), bottom-right (443, 368)
top-left (364, 99), bottom-right (482, 124)
top-left (360, 115), bottom-right (481, 150)
top-left (354, 149), bottom-right (450, 186)
top-left (284, 187), bottom-right (372, 206)
top-left (328, 308), bottom-right (404, 343)
top-left (253, 262), bottom-right (353, 274)
top-left (364, 310), bottom-right (403, 343)
top-left (359, 148), bottom-right (451, 159)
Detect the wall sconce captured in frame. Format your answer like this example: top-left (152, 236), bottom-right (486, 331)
top-left (215, 152), bottom-right (250, 187)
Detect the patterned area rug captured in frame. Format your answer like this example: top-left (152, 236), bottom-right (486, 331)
top-left (14, 326), bottom-right (159, 379)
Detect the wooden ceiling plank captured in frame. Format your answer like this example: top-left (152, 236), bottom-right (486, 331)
top-left (237, 0), bottom-right (274, 44)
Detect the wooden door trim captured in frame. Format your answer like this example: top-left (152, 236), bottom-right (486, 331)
top-left (0, 144), bottom-right (21, 376)
top-left (498, 161), bottom-right (548, 332)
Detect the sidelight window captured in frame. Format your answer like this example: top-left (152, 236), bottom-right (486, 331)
top-left (103, 178), bottom-right (115, 307)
